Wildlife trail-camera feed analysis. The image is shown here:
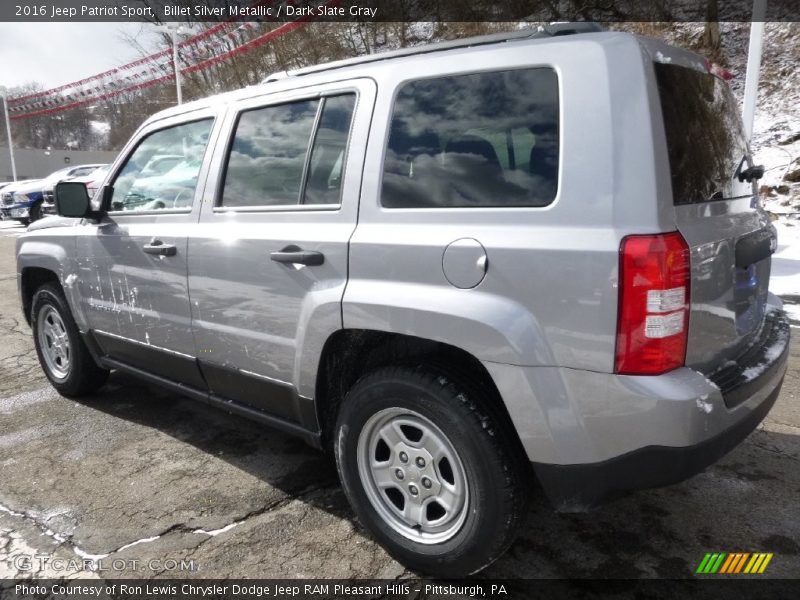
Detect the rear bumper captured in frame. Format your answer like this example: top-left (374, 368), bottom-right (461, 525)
top-left (534, 376), bottom-right (782, 510)
top-left (484, 307), bottom-right (790, 511)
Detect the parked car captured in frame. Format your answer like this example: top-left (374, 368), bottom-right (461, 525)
top-left (17, 25), bottom-right (789, 576)
top-left (139, 154), bottom-right (183, 178)
top-left (40, 164), bottom-right (106, 211)
top-left (0, 181), bottom-right (13, 219)
top-left (41, 165), bottom-right (108, 216)
top-left (1, 179), bottom-right (43, 224)
top-left (113, 158), bottom-right (202, 211)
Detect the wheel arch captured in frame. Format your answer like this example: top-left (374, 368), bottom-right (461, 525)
top-left (313, 329), bottom-right (527, 461)
top-left (20, 266), bottom-right (62, 326)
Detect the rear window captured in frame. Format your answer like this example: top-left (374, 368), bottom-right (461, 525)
top-left (381, 68), bottom-right (559, 209)
top-left (655, 63), bottom-right (752, 204)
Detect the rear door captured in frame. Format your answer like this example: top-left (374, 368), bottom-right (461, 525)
top-left (187, 79), bottom-right (375, 423)
top-left (652, 56), bottom-right (776, 374)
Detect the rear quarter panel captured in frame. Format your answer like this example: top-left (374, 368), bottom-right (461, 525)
top-left (345, 33), bottom-right (669, 372)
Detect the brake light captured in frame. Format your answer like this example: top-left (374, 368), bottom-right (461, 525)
top-left (615, 232), bottom-right (690, 375)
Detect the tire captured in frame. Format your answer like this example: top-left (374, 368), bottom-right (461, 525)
top-left (29, 202), bottom-right (42, 222)
top-left (334, 366), bottom-right (529, 576)
top-left (31, 283), bottom-right (109, 396)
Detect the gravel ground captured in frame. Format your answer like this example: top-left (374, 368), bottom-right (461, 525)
top-left (1, 220), bottom-right (798, 580)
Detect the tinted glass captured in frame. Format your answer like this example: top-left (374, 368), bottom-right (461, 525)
top-left (221, 99), bottom-right (319, 207)
top-left (655, 63), bottom-right (752, 204)
top-left (303, 95), bottom-right (355, 205)
top-left (382, 68), bottom-right (559, 209)
top-left (110, 119), bottom-right (213, 212)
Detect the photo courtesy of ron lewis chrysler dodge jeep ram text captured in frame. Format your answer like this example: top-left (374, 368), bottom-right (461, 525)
top-left (16, 25), bottom-right (790, 576)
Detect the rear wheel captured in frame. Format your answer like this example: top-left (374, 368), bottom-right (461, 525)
top-left (31, 283), bottom-right (109, 396)
top-left (334, 366), bottom-right (529, 576)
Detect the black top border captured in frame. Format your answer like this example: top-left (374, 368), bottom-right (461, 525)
top-left (2, 0), bottom-right (800, 23)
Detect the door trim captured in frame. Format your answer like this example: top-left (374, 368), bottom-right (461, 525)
top-left (101, 356), bottom-right (322, 449)
top-left (92, 330), bottom-right (207, 390)
top-left (198, 360), bottom-right (300, 422)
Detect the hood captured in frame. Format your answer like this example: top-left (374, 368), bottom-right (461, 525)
top-left (43, 165), bottom-right (107, 190)
top-left (42, 169), bottom-right (75, 187)
top-left (71, 166), bottom-right (110, 185)
top-left (10, 180), bottom-right (43, 195)
top-left (26, 215), bottom-right (80, 231)
top-left (2, 179), bottom-right (40, 194)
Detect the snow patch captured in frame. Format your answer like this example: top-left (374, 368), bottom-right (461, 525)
top-left (655, 50), bottom-right (672, 63)
top-left (696, 396), bottom-right (713, 414)
top-left (193, 522), bottom-right (241, 537)
top-left (116, 534), bottom-right (160, 552)
top-left (0, 503), bottom-right (25, 518)
top-left (783, 302), bottom-right (800, 324)
top-left (769, 220), bottom-right (800, 297)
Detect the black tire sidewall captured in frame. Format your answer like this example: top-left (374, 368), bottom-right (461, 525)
top-left (31, 284), bottom-right (102, 396)
top-left (30, 202), bottom-right (42, 222)
top-left (335, 370), bottom-right (518, 575)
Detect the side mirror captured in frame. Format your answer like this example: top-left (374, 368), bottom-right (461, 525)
top-left (55, 181), bottom-right (92, 218)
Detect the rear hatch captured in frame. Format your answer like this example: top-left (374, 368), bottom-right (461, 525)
top-left (652, 52), bottom-right (777, 376)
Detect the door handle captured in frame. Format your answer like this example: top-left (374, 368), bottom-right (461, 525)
top-left (143, 239), bottom-right (177, 256)
top-left (270, 245), bottom-right (324, 266)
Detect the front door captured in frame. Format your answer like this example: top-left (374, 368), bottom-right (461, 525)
top-left (75, 112), bottom-right (220, 386)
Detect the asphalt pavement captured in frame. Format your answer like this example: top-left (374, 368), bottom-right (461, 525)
top-left (1, 220), bottom-right (798, 579)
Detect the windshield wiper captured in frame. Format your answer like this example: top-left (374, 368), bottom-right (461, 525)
top-left (738, 164), bottom-right (765, 183)
top-left (736, 156), bottom-right (765, 183)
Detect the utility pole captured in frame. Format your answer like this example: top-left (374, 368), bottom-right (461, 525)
top-left (742, 0), bottom-right (767, 142)
top-left (161, 24), bottom-right (185, 105)
top-left (0, 87), bottom-right (18, 182)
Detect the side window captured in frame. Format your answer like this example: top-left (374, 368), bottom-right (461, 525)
top-left (220, 94), bottom-right (356, 208)
top-left (221, 99), bottom-right (319, 207)
top-left (109, 119), bottom-right (213, 212)
top-left (381, 68), bottom-right (559, 209)
top-left (303, 95), bottom-right (356, 205)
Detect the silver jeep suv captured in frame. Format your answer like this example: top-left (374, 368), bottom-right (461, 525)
top-left (17, 27), bottom-right (790, 576)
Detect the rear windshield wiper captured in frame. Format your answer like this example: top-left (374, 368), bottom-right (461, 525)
top-left (736, 156), bottom-right (765, 183)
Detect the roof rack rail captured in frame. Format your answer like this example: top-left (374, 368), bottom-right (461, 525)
top-left (538, 22), bottom-right (604, 36)
top-left (259, 22), bottom-right (604, 84)
top-left (263, 70), bottom-right (290, 83)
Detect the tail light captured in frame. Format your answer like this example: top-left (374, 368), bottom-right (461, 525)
top-left (615, 232), bottom-right (690, 375)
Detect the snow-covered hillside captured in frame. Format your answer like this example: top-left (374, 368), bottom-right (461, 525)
top-left (741, 23), bottom-right (800, 324)
top-left (647, 22), bottom-right (800, 321)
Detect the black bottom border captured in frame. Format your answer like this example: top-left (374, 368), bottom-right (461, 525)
top-left (2, 579), bottom-right (799, 600)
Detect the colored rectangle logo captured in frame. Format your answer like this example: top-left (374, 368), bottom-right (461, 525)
top-left (697, 552), bottom-right (773, 575)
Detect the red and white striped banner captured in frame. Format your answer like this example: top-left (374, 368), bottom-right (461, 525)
top-left (8, 1), bottom-right (335, 119)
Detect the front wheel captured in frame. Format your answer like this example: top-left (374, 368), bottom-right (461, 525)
top-left (334, 366), bottom-right (529, 577)
top-left (29, 201), bottom-right (42, 222)
top-left (31, 283), bottom-right (109, 396)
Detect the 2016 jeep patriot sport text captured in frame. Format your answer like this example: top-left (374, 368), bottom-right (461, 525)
top-left (17, 26), bottom-right (790, 576)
